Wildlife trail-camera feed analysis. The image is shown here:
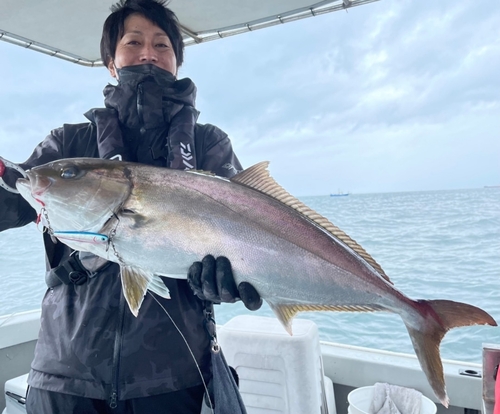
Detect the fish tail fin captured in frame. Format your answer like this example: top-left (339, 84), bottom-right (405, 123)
top-left (405, 299), bottom-right (497, 407)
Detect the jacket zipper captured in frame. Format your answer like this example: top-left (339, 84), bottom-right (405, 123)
top-left (109, 291), bottom-right (126, 409)
top-left (110, 82), bottom-right (143, 408)
top-left (137, 82), bottom-right (145, 135)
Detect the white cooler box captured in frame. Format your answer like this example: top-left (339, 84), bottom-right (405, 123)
top-left (3, 373), bottom-right (28, 414)
top-left (218, 315), bottom-right (336, 414)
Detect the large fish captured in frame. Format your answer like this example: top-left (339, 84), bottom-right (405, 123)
top-left (16, 158), bottom-right (496, 406)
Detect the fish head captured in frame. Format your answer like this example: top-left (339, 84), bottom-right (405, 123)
top-left (16, 158), bottom-right (132, 233)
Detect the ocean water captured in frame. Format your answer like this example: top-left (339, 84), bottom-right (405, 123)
top-left (1, 188), bottom-right (499, 363)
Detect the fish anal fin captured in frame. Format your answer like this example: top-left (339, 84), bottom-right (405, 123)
top-left (120, 266), bottom-right (151, 317)
top-left (268, 302), bottom-right (383, 335)
top-left (268, 302), bottom-right (297, 335)
top-left (231, 162), bottom-right (391, 283)
top-left (405, 299), bottom-right (496, 407)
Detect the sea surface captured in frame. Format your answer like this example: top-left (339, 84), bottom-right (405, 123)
top-left (1, 188), bottom-right (499, 363)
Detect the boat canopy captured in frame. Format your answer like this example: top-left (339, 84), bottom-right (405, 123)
top-left (0, 0), bottom-right (377, 67)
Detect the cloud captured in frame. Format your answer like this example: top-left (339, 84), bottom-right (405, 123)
top-left (0, 0), bottom-right (498, 194)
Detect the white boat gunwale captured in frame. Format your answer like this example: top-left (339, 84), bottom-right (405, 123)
top-left (0, 310), bottom-right (489, 413)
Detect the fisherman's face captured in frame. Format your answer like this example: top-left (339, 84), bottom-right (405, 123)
top-left (108, 13), bottom-right (177, 78)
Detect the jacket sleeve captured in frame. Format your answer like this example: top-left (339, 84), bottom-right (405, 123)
top-left (0, 129), bottom-right (64, 232)
top-left (196, 124), bottom-right (243, 179)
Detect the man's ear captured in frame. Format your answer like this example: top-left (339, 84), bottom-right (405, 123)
top-left (107, 60), bottom-right (117, 79)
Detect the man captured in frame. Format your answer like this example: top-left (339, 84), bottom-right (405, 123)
top-left (0, 1), bottom-right (260, 412)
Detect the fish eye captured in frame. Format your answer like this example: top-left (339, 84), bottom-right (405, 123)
top-left (60, 166), bottom-right (81, 179)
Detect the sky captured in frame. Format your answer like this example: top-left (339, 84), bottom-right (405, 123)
top-left (0, 0), bottom-right (499, 196)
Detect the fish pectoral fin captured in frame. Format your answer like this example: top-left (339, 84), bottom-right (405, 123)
top-left (120, 266), bottom-right (152, 317)
top-left (148, 275), bottom-right (171, 300)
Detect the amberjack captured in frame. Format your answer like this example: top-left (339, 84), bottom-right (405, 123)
top-left (16, 158), bottom-right (497, 406)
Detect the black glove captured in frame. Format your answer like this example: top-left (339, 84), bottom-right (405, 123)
top-left (188, 255), bottom-right (262, 311)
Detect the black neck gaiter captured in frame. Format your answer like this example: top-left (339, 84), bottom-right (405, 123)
top-left (85, 64), bottom-right (199, 169)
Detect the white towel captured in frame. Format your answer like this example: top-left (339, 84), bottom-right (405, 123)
top-left (369, 382), bottom-right (422, 414)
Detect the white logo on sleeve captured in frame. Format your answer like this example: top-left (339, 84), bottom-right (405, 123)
top-left (180, 143), bottom-right (194, 169)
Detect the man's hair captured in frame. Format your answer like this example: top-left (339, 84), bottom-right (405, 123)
top-left (100, 0), bottom-right (184, 68)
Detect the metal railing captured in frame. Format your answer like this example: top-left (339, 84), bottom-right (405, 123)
top-left (0, 0), bottom-right (378, 67)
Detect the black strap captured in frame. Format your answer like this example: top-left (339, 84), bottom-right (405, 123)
top-left (51, 253), bottom-right (89, 286)
top-left (203, 301), bottom-right (217, 344)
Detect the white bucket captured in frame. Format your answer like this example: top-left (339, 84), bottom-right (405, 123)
top-left (347, 386), bottom-right (437, 414)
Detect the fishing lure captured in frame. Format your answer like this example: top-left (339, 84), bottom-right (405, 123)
top-left (53, 231), bottom-right (109, 244)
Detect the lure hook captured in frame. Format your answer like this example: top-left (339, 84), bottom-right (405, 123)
top-left (0, 156), bottom-right (28, 194)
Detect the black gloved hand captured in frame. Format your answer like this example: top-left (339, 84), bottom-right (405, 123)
top-left (188, 255), bottom-right (262, 311)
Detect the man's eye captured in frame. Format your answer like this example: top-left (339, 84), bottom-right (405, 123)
top-left (60, 167), bottom-right (80, 179)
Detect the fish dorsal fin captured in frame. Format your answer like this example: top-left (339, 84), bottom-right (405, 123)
top-left (231, 162), bottom-right (391, 284)
top-left (187, 169), bottom-right (216, 177)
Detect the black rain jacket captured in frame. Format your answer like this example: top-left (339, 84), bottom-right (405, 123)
top-left (0, 69), bottom-right (242, 403)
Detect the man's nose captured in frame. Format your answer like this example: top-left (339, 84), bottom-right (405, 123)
top-left (139, 44), bottom-right (158, 62)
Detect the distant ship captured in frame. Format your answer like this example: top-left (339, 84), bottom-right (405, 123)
top-left (330, 191), bottom-right (350, 197)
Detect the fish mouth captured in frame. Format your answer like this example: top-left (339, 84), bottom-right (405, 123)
top-left (16, 173), bottom-right (52, 205)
